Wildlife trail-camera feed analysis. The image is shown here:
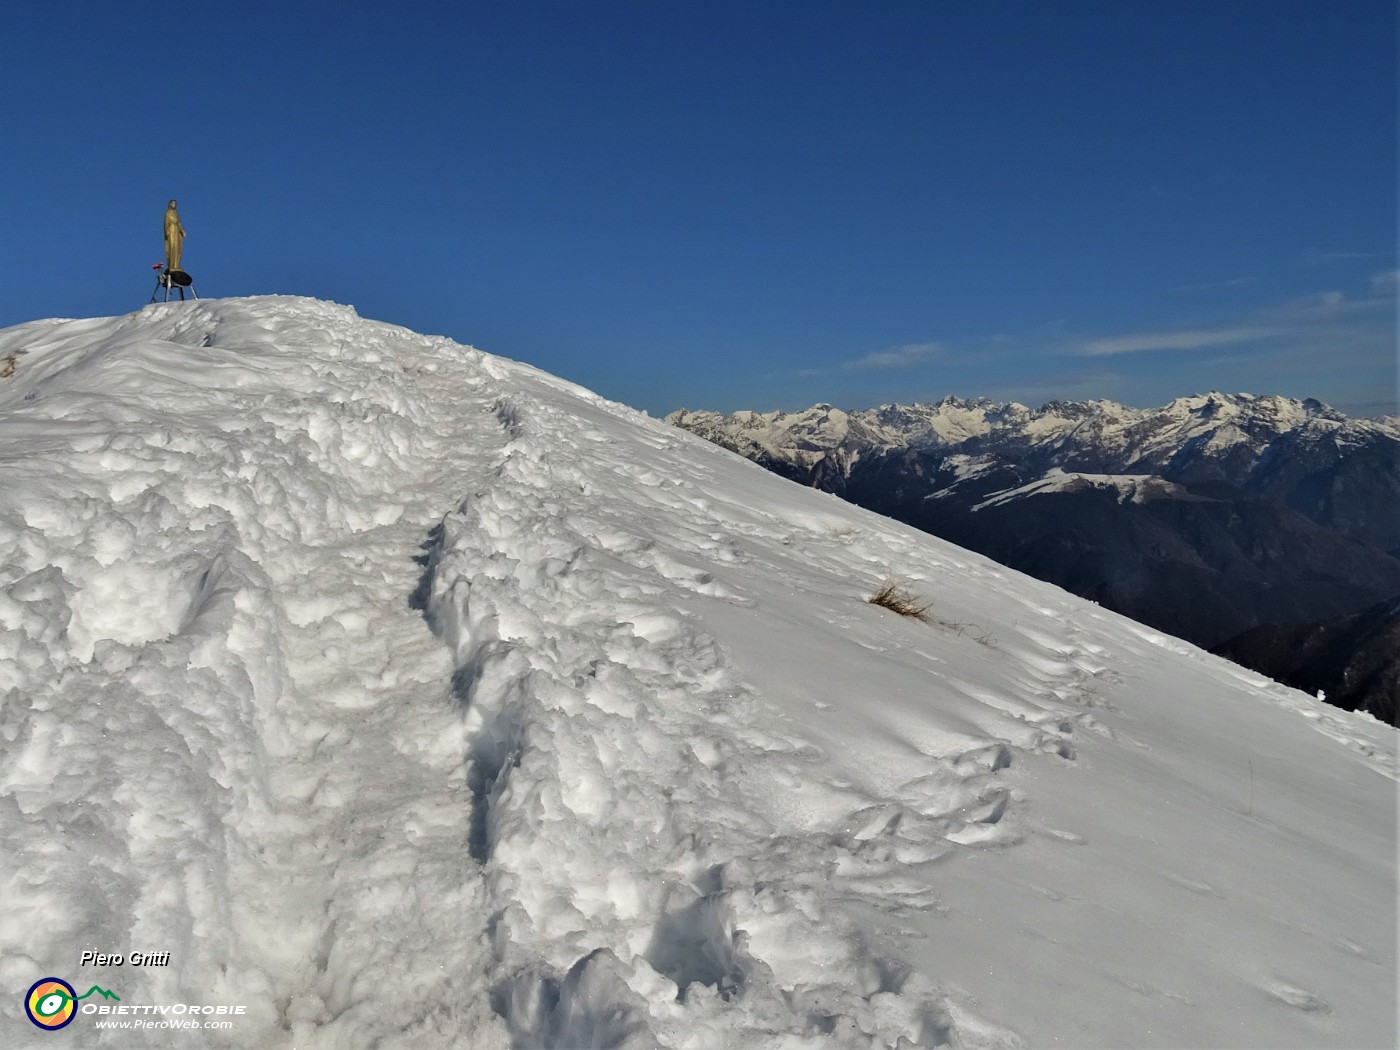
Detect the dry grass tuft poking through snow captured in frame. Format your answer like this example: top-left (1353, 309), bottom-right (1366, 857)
top-left (868, 577), bottom-right (933, 621)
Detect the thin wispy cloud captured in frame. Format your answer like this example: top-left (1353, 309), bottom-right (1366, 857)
top-left (1273, 288), bottom-right (1394, 321)
top-left (1370, 268), bottom-right (1399, 293)
top-left (1077, 326), bottom-right (1278, 358)
top-left (842, 342), bottom-right (944, 371)
top-left (796, 341), bottom-right (944, 379)
top-left (788, 273), bottom-right (1392, 414)
top-left (1302, 248), bottom-right (1394, 266)
top-left (1168, 274), bottom-right (1258, 293)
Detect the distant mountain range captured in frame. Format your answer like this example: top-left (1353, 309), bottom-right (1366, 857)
top-left (669, 393), bottom-right (1400, 722)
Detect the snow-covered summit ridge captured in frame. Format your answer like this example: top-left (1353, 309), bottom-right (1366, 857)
top-left (1, 298), bottom-right (1395, 1048)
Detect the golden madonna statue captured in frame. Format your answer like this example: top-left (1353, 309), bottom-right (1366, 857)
top-left (164, 200), bottom-right (186, 272)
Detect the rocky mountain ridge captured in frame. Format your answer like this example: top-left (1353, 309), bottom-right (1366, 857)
top-left (671, 393), bottom-right (1399, 545)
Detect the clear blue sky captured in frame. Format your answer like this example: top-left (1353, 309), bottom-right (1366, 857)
top-left (3, 1), bottom-right (1395, 416)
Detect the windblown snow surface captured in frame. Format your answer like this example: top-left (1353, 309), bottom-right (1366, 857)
top-left (1, 298), bottom-right (1394, 1049)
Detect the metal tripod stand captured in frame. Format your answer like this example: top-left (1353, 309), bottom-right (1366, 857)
top-left (151, 268), bottom-right (199, 303)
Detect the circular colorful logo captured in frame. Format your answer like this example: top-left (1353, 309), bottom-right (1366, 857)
top-left (25, 977), bottom-right (77, 1030)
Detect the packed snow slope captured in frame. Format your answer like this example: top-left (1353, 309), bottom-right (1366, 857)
top-left (1, 298), bottom-right (1395, 1049)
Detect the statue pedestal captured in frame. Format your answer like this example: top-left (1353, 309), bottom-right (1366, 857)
top-left (151, 269), bottom-right (198, 303)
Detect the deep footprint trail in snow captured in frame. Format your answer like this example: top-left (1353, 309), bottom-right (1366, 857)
top-left (1, 298), bottom-right (1394, 1049)
top-left (1, 300), bottom-right (514, 1044)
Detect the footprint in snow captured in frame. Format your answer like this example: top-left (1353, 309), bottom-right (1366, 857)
top-left (1165, 872), bottom-right (1223, 898)
top-left (1264, 980), bottom-right (1331, 1014)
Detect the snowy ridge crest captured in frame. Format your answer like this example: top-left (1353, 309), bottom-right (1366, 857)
top-left (1, 298), bottom-right (1395, 1048)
